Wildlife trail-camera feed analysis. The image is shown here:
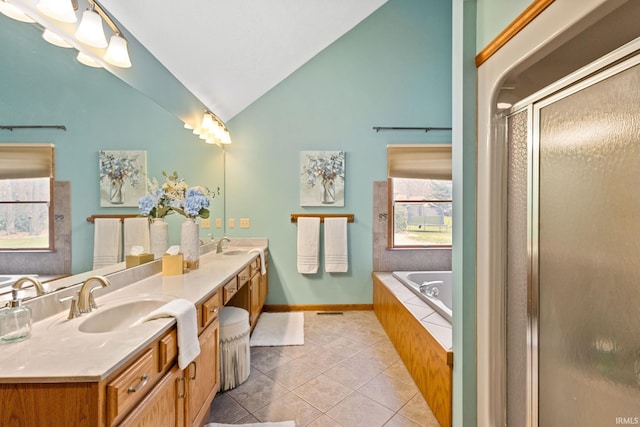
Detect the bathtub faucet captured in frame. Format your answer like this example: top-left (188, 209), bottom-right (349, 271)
top-left (419, 280), bottom-right (443, 298)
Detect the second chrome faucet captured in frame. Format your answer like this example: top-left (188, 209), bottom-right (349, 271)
top-left (68, 275), bottom-right (111, 319)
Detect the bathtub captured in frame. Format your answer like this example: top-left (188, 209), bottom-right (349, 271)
top-left (392, 271), bottom-right (452, 323)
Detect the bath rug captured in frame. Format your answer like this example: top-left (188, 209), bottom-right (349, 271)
top-left (205, 421), bottom-right (295, 427)
top-left (249, 312), bottom-right (304, 347)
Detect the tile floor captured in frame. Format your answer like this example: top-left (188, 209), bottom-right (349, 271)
top-left (207, 310), bottom-right (441, 427)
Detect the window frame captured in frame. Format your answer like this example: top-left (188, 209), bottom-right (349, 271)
top-left (386, 144), bottom-right (452, 250)
top-left (0, 144), bottom-right (55, 252)
top-left (387, 178), bottom-right (452, 249)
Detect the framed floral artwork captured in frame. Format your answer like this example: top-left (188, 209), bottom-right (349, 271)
top-left (300, 151), bottom-right (345, 206)
top-left (98, 150), bottom-right (147, 207)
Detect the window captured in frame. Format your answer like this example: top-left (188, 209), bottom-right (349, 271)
top-left (0, 144), bottom-right (55, 251)
top-left (387, 144), bottom-right (452, 248)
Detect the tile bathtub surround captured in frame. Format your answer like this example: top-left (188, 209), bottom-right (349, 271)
top-left (208, 311), bottom-right (440, 427)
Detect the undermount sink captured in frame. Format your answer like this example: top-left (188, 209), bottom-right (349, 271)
top-left (78, 298), bottom-right (171, 334)
top-left (223, 250), bottom-right (248, 256)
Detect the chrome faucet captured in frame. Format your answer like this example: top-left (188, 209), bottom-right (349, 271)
top-left (419, 280), bottom-right (444, 297)
top-left (12, 276), bottom-right (45, 296)
top-left (216, 237), bottom-right (231, 254)
top-left (76, 276), bottom-right (111, 315)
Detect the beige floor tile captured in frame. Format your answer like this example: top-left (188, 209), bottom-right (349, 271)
top-left (307, 414), bottom-right (345, 427)
top-left (264, 357), bottom-right (325, 390)
top-left (295, 347), bottom-right (347, 372)
top-left (207, 392), bottom-right (249, 424)
top-left (210, 310), bottom-right (444, 427)
top-left (251, 346), bottom-right (294, 373)
top-left (323, 354), bottom-right (381, 389)
top-left (278, 342), bottom-right (323, 359)
top-left (325, 391), bottom-right (395, 427)
top-left (326, 335), bottom-right (369, 359)
top-left (397, 394), bottom-right (441, 427)
top-left (347, 326), bottom-right (389, 346)
top-left (226, 370), bottom-right (289, 412)
top-left (293, 374), bottom-right (353, 412)
top-left (235, 413), bottom-right (260, 423)
top-left (383, 414), bottom-right (424, 427)
top-left (252, 391), bottom-right (322, 426)
top-left (357, 373), bottom-right (418, 412)
top-left (382, 360), bottom-right (415, 386)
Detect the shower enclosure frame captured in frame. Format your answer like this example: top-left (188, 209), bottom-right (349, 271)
top-left (501, 38), bottom-right (640, 426)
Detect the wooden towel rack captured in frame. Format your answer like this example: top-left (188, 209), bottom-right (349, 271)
top-left (87, 214), bottom-right (141, 223)
top-left (290, 213), bottom-right (354, 223)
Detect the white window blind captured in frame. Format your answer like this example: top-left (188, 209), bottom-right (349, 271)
top-left (387, 144), bottom-right (452, 180)
top-left (0, 144), bottom-right (54, 180)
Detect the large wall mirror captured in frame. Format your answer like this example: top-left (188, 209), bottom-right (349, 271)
top-left (0, 12), bottom-right (225, 299)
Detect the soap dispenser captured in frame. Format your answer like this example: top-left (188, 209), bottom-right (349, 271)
top-left (0, 289), bottom-right (32, 343)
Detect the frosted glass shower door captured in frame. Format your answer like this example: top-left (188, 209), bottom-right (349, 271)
top-left (537, 60), bottom-right (640, 426)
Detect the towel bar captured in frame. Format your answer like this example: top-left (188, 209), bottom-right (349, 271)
top-left (87, 214), bottom-right (141, 223)
top-left (290, 213), bottom-right (354, 223)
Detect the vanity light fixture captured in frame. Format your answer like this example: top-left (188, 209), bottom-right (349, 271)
top-left (42, 28), bottom-right (72, 48)
top-left (0, 0), bottom-right (35, 22)
top-left (103, 33), bottom-right (131, 68)
top-left (6, 0), bottom-right (132, 69)
top-left (199, 110), bottom-right (232, 145)
top-left (76, 51), bottom-right (102, 68)
top-left (75, 5), bottom-right (107, 48)
top-left (37, 0), bottom-right (77, 23)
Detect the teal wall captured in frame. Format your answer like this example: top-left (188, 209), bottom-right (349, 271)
top-left (453, 1), bottom-right (478, 425)
top-left (0, 15), bottom-right (225, 274)
top-left (226, 0), bottom-right (452, 306)
top-left (476, 0), bottom-right (533, 52)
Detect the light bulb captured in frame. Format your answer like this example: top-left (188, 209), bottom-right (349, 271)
top-left (0, 1), bottom-right (35, 22)
top-left (37, 0), bottom-right (77, 23)
top-left (104, 34), bottom-right (131, 68)
top-left (42, 29), bottom-right (72, 48)
top-left (76, 52), bottom-right (102, 68)
top-left (75, 9), bottom-right (107, 48)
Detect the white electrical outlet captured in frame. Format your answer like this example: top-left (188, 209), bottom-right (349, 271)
top-left (228, 218), bottom-right (235, 228)
top-left (240, 218), bottom-right (250, 228)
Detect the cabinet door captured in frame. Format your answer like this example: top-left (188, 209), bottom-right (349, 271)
top-left (250, 273), bottom-right (261, 326)
top-left (119, 364), bottom-right (185, 427)
top-left (187, 318), bottom-right (219, 427)
top-left (259, 270), bottom-right (268, 309)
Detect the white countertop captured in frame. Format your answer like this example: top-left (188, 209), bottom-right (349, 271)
top-left (0, 243), bottom-right (267, 384)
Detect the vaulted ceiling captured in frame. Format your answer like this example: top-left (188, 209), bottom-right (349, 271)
top-left (100, 0), bottom-right (388, 121)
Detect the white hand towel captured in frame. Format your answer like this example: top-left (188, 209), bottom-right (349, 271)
top-left (93, 218), bottom-right (122, 269)
top-left (324, 217), bottom-right (348, 273)
top-left (297, 217), bottom-right (320, 274)
top-left (124, 217), bottom-right (150, 255)
top-left (142, 299), bottom-right (200, 369)
top-left (248, 248), bottom-right (267, 275)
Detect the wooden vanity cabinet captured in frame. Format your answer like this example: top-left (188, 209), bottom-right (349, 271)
top-left (259, 250), bottom-right (268, 309)
top-left (118, 364), bottom-right (185, 427)
top-left (228, 252), bottom-right (269, 332)
top-left (0, 255), bottom-right (265, 427)
top-left (185, 289), bottom-right (221, 427)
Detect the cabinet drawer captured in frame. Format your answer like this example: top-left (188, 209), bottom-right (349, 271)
top-left (250, 258), bottom-right (260, 276)
top-left (158, 329), bottom-right (177, 372)
top-left (223, 277), bottom-right (238, 304)
top-left (107, 348), bottom-right (159, 425)
top-left (202, 289), bottom-right (221, 328)
top-left (237, 265), bottom-right (251, 287)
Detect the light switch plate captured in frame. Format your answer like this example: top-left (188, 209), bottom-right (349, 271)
top-left (215, 218), bottom-right (222, 228)
top-left (228, 218), bottom-right (235, 228)
top-left (239, 218), bottom-right (250, 228)
top-left (201, 218), bottom-right (211, 228)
